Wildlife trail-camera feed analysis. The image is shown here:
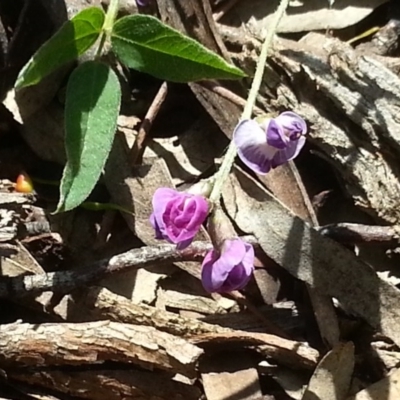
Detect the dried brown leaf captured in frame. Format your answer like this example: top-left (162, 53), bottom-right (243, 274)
top-left (222, 167), bottom-right (400, 347)
top-left (302, 342), bottom-right (354, 400)
top-left (349, 367), bottom-right (400, 400)
top-left (223, 0), bottom-right (388, 34)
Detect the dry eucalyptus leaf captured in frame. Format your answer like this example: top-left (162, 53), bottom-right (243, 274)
top-left (302, 342), bottom-right (354, 400)
top-left (222, 167), bottom-right (400, 347)
top-left (269, 366), bottom-right (307, 400)
top-left (223, 0), bottom-right (389, 35)
top-left (349, 368), bottom-right (400, 400)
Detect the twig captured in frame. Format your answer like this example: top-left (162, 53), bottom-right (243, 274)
top-left (130, 81), bottom-right (168, 165)
top-left (213, 0), bottom-right (241, 22)
top-left (198, 80), bottom-right (264, 115)
top-left (0, 236), bottom-right (257, 299)
top-left (317, 223), bottom-right (399, 245)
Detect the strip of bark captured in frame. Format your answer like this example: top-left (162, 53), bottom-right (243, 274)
top-left (192, 332), bottom-right (318, 370)
top-left (9, 369), bottom-right (201, 400)
top-left (68, 287), bottom-right (317, 369)
top-left (0, 321), bottom-right (203, 377)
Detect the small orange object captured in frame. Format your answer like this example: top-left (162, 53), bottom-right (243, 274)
top-left (15, 172), bottom-right (34, 193)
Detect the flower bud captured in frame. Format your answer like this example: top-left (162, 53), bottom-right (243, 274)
top-left (201, 238), bottom-right (255, 293)
top-left (150, 188), bottom-right (209, 250)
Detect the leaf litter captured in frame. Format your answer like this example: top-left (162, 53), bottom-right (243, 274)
top-left (2, 0), bottom-right (400, 399)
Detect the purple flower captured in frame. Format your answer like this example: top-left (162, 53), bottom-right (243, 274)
top-left (233, 111), bottom-right (307, 174)
top-left (136, 0), bottom-right (150, 6)
top-left (150, 188), bottom-right (209, 250)
top-left (201, 238), bottom-right (255, 293)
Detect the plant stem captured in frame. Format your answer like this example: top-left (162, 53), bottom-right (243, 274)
top-left (103, 0), bottom-right (120, 33)
top-left (96, 0), bottom-right (120, 58)
top-left (209, 0), bottom-right (290, 204)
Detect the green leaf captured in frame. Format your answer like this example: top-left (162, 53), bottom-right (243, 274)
top-left (111, 14), bottom-right (246, 82)
top-left (15, 7), bottom-right (105, 88)
top-left (56, 61), bottom-right (121, 213)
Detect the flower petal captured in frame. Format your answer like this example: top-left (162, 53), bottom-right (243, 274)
top-left (201, 239), bottom-right (255, 293)
top-left (233, 119), bottom-right (277, 175)
top-left (165, 195), bottom-right (208, 244)
top-left (219, 242), bottom-right (254, 291)
top-left (220, 239), bottom-right (247, 266)
top-left (271, 135), bottom-right (306, 168)
top-left (150, 188), bottom-right (178, 237)
top-left (266, 119), bottom-right (288, 149)
top-left (220, 264), bottom-right (250, 291)
top-left (276, 111), bottom-right (307, 139)
top-left (201, 249), bottom-right (224, 292)
top-left (149, 213), bottom-right (164, 239)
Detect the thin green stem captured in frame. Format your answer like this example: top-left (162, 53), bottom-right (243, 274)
top-left (209, 0), bottom-right (290, 204)
top-left (103, 0), bottom-right (120, 34)
top-left (96, 0), bottom-right (120, 58)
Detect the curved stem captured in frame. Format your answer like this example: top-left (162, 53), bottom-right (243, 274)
top-left (103, 0), bottom-right (120, 34)
top-left (96, 0), bottom-right (120, 58)
top-left (209, 0), bottom-right (290, 204)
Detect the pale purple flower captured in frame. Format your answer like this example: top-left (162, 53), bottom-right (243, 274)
top-left (201, 238), bottom-right (255, 293)
top-left (150, 188), bottom-right (209, 250)
top-left (136, 0), bottom-right (149, 6)
top-left (233, 112), bottom-right (307, 174)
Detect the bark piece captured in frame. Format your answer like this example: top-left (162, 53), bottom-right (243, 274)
top-left (158, 289), bottom-right (228, 315)
top-left (104, 264), bottom-right (173, 303)
top-left (200, 352), bottom-right (262, 400)
top-left (10, 369), bottom-right (201, 400)
top-left (0, 192), bottom-right (31, 206)
top-left (69, 286), bottom-right (303, 337)
top-left (223, 167), bottom-right (400, 347)
top-left (193, 331), bottom-right (319, 370)
top-left (67, 287), bottom-right (316, 369)
top-left (0, 321), bottom-right (203, 376)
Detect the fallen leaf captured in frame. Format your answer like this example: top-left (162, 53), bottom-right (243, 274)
top-left (222, 167), bottom-right (400, 347)
top-left (349, 368), bottom-right (400, 400)
top-left (223, 0), bottom-right (389, 34)
top-left (302, 342), bottom-right (354, 400)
